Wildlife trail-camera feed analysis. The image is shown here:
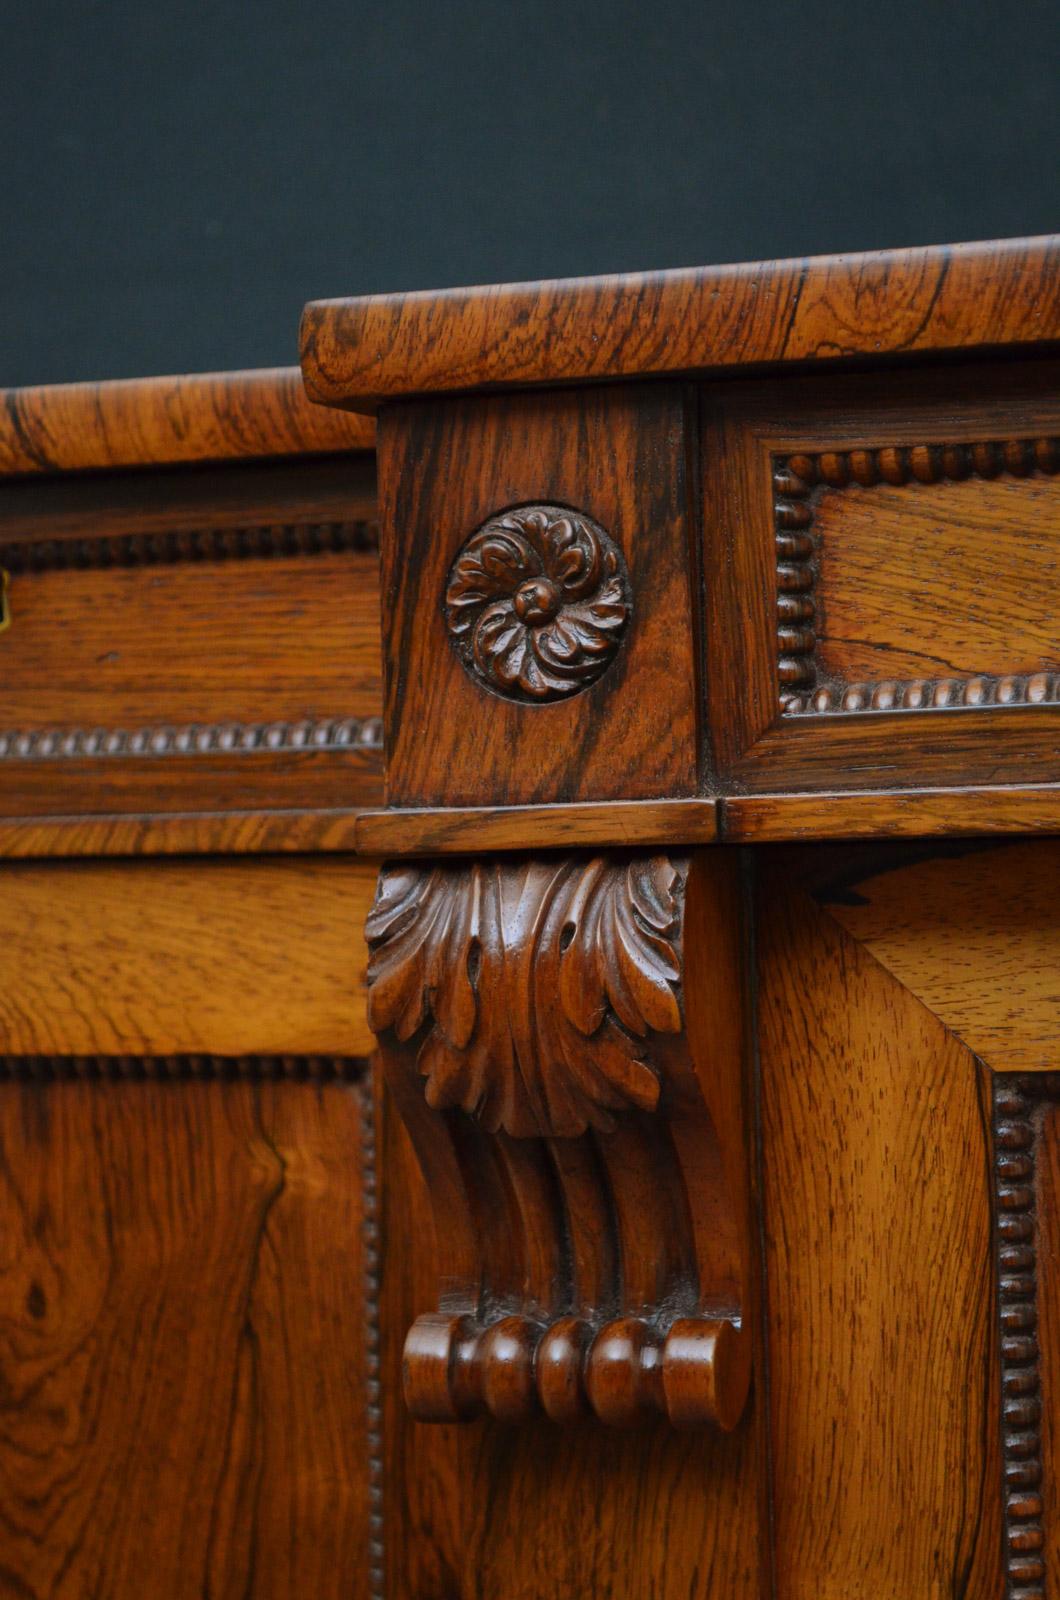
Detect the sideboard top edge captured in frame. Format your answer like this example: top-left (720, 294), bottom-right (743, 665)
top-left (300, 234), bottom-right (1060, 413)
top-left (0, 367), bottom-right (376, 479)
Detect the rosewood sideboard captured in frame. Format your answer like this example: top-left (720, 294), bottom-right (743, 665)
top-left (3, 235), bottom-right (1060, 1599)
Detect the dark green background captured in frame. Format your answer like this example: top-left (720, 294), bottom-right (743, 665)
top-left (3, 0), bottom-right (1058, 386)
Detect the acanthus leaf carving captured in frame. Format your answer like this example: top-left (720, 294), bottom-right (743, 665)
top-left (366, 848), bottom-right (753, 1431)
top-left (365, 854), bottom-right (684, 1138)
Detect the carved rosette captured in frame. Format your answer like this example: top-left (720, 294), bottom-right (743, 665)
top-left (444, 505), bottom-right (631, 703)
top-left (366, 855), bottom-right (682, 1138)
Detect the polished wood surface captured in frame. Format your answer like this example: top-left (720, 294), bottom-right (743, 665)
top-left (0, 807), bottom-right (368, 859)
top-left (357, 788), bottom-right (1060, 854)
top-left (20, 783), bottom-right (1060, 860)
top-left (377, 385), bottom-right (698, 807)
top-left (700, 360), bottom-right (1060, 790)
top-left (306, 234), bottom-right (1060, 1597)
top-left (0, 856), bottom-right (376, 1056)
top-left (5, 232), bottom-right (1060, 1599)
top-left (0, 367), bottom-right (374, 476)
top-left (0, 745), bottom-right (384, 830)
top-left (0, 1070), bottom-right (376, 1600)
top-left (812, 472), bottom-right (1057, 684)
top-left (820, 841), bottom-right (1059, 1071)
top-left (722, 783), bottom-right (1060, 840)
top-left (354, 797), bottom-right (718, 854)
top-left (0, 550), bottom-right (379, 729)
top-left (757, 851), bottom-right (1003, 1597)
top-left (0, 451), bottom-right (385, 833)
top-left (301, 234), bottom-right (1060, 409)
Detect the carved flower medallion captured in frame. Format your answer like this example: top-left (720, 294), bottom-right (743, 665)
top-left (444, 504), bottom-right (631, 702)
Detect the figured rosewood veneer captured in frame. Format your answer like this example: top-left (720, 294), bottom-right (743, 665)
top-left (302, 236), bottom-right (1060, 409)
top-left (0, 366), bottom-right (373, 474)
top-left (301, 239), bottom-right (1060, 1458)
top-left (0, 1055), bottom-right (382, 1600)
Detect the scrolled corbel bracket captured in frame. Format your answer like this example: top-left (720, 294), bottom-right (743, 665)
top-left (366, 849), bottom-right (753, 1430)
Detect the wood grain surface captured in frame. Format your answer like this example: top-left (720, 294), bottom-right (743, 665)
top-left (358, 788), bottom-right (1060, 852)
top-left (813, 473), bottom-right (1060, 685)
top-left (0, 807), bottom-right (369, 859)
top-left (368, 851), bottom-right (754, 1433)
top-left (0, 551), bottom-right (381, 729)
top-left (378, 384), bottom-right (698, 807)
top-left (0, 746), bottom-right (384, 828)
top-left (301, 235), bottom-right (1060, 409)
top-left (700, 359), bottom-right (1060, 789)
top-left (0, 452), bottom-right (384, 827)
top-left (0, 856), bottom-right (376, 1056)
top-left (0, 454), bottom-right (381, 731)
top-left (0, 367), bottom-right (374, 477)
top-left (757, 856), bottom-right (1001, 1598)
top-left (816, 841), bottom-right (1060, 1072)
top-left (722, 783), bottom-right (1060, 840)
top-left (354, 797), bottom-right (718, 854)
top-left (731, 703), bottom-right (1060, 792)
top-left (0, 452), bottom-right (377, 546)
top-left (0, 1071), bottom-right (375, 1599)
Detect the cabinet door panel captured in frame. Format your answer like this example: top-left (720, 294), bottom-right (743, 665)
top-left (758, 871), bottom-right (1000, 1598)
top-left (0, 1069), bottom-right (376, 1600)
top-left (757, 840), bottom-right (1060, 1600)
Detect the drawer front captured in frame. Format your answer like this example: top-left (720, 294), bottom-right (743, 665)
top-left (0, 455), bottom-right (383, 823)
top-left (702, 361), bottom-right (1060, 791)
top-left (757, 839), bottom-right (1060, 1599)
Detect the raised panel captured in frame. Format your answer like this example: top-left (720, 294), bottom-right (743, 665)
top-left (780, 448), bottom-right (1059, 713)
top-left (757, 860), bottom-right (1001, 1599)
top-left (0, 1065), bottom-right (377, 1600)
top-left (702, 362), bottom-right (1060, 791)
top-left (760, 841), bottom-right (1060, 1599)
top-left (814, 841), bottom-right (1060, 1071)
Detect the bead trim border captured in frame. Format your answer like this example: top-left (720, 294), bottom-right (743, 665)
top-left (0, 518), bottom-right (379, 575)
top-left (787, 672), bottom-right (1060, 717)
top-left (0, 716), bottom-right (383, 762)
top-left (774, 437), bottom-right (1060, 716)
top-left (994, 1074), bottom-right (1054, 1599)
top-left (360, 1081), bottom-right (385, 1600)
top-left (0, 1054), bottom-right (369, 1080)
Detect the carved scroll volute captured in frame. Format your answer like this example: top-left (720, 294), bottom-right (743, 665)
top-left (366, 850), bottom-right (753, 1431)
